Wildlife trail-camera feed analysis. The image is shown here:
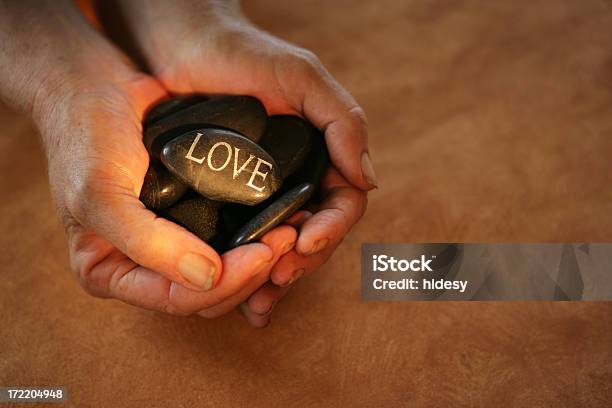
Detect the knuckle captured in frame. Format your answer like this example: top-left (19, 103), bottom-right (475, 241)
top-left (296, 49), bottom-right (321, 66)
top-left (347, 106), bottom-right (369, 128)
top-left (288, 49), bottom-right (323, 76)
top-left (164, 284), bottom-right (199, 316)
top-left (123, 233), bottom-right (150, 262)
top-left (71, 260), bottom-right (105, 298)
top-left (64, 164), bottom-right (108, 222)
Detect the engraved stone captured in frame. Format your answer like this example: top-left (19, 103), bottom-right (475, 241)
top-left (144, 95), bottom-right (267, 157)
top-left (161, 128), bottom-right (282, 205)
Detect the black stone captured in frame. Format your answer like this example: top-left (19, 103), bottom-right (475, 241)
top-left (226, 182), bottom-right (315, 249)
top-left (144, 95), bottom-right (208, 127)
top-left (286, 126), bottom-right (329, 193)
top-left (161, 128), bottom-right (282, 205)
top-left (217, 202), bottom-right (261, 237)
top-left (144, 95), bottom-right (267, 157)
top-left (139, 160), bottom-right (188, 210)
top-left (258, 115), bottom-right (312, 178)
top-left (163, 197), bottom-right (219, 242)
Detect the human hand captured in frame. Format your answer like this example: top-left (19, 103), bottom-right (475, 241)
top-left (116, 0), bottom-right (375, 325)
top-left (0, 0), bottom-right (296, 318)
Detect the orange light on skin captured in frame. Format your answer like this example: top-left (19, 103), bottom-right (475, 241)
top-left (74, 0), bottom-right (103, 30)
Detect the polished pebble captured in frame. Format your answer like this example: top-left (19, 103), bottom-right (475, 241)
top-left (144, 95), bottom-right (267, 157)
top-left (144, 95), bottom-right (208, 127)
top-left (258, 115), bottom-right (312, 178)
top-left (226, 182), bottom-right (315, 249)
top-left (139, 160), bottom-right (188, 210)
top-left (163, 196), bottom-right (219, 242)
top-left (286, 126), bottom-right (329, 190)
top-left (162, 128), bottom-right (282, 205)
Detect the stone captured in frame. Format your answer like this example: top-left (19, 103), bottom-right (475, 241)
top-left (143, 95), bottom-right (267, 157)
top-left (286, 125), bottom-right (329, 190)
top-left (226, 182), bottom-right (315, 249)
top-left (163, 196), bottom-right (219, 242)
top-left (217, 202), bottom-right (261, 238)
top-left (144, 95), bottom-right (208, 127)
top-left (139, 160), bottom-right (188, 210)
top-left (161, 128), bottom-right (282, 205)
top-left (258, 115), bottom-right (312, 178)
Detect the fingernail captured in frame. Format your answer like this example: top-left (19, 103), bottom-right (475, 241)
top-left (281, 240), bottom-right (296, 255)
top-left (253, 259), bottom-right (271, 276)
top-left (285, 268), bottom-right (305, 286)
top-left (179, 253), bottom-right (216, 290)
top-left (304, 238), bottom-right (329, 256)
top-left (257, 299), bottom-right (278, 315)
top-left (361, 151), bottom-right (378, 188)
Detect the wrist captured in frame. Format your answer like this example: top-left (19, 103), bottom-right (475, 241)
top-left (115, 0), bottom-right (250, 71)
top-left (0, 0), bottom-right (134, 127)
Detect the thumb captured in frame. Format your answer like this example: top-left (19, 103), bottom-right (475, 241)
top-left (77, 182), bottom-right (223, 292)
top-left (61, 78), bottom-right (223, 292)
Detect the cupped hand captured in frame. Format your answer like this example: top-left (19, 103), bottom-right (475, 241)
top-left (116, 1), bottom-right (376, 325)
top-left (0, 0), bottom-right (295, 319)
top-left (45, 73), bottom-right (299, 316)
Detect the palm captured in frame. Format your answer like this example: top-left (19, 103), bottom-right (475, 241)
top-left (62, 75), bottom-right (291, 317)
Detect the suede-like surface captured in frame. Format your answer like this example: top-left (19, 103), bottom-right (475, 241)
top-left (1, 1), bottom-right (611, 406)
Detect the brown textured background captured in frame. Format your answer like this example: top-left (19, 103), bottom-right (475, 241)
top-left (1, 0), bottom-right (612, 406)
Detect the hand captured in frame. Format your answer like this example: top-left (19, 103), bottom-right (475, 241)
top-left (117, 0), bottom-right (376, 325)
top-left (0, 0), bottom-right (296, 318)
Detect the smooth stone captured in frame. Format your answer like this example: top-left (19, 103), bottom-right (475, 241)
top-left (161, 128), bottom-right (282, 205)
top-left (144, 95), bottom-right (208, 127)
top-left (286, 126), bottom-right (329, 190)
top-left (207, 202), bottom-right (259, 252)
top-left (143, 95), bottom-right (267, 157)
top-left (139, 160), bottom-right (188, 210)
top-left (163, 197), bottom-right (219, 242)
top-left (258, 115), bottom-right (312, 178)
top-left (227, 182), bottom-right (315, 249)
top-left (217, 202), bottom-right (261, 238)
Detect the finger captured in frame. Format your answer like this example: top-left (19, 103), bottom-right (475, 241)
top-left (271, 242), bottom-right (340, 287)
top-left (294, 167), bottom-right (367, 256)
top-left (197, 225), bottom-right (296, 318)
top-left (246, 281), bottom-right (291, 315)
top-left (283, 56), bottom-right (378, 190)
top-left (284, 210), bottom-right (313, 228)
top-left (240, 302), bottom-right (270, 328)
top-left (168, 242), bottom-right (274, 313)
top-left (72, 226), bottom-right (274, 315)
top-left (68, 88), bottom-right (227, 292)
top-left (79, 187), bottom-right (224, 292)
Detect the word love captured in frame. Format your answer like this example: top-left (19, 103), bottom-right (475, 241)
top-left (162, 129), bottom-right (282, 205)
top-left (185, 133), bottom-right (272, 192)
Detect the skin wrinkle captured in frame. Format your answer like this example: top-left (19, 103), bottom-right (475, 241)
top-left (100, 252), bottom-right (138, 294)
top-left (71, 236), bottom-right (113, 288)
top-left (79, 248), bottom-right (127, 298)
